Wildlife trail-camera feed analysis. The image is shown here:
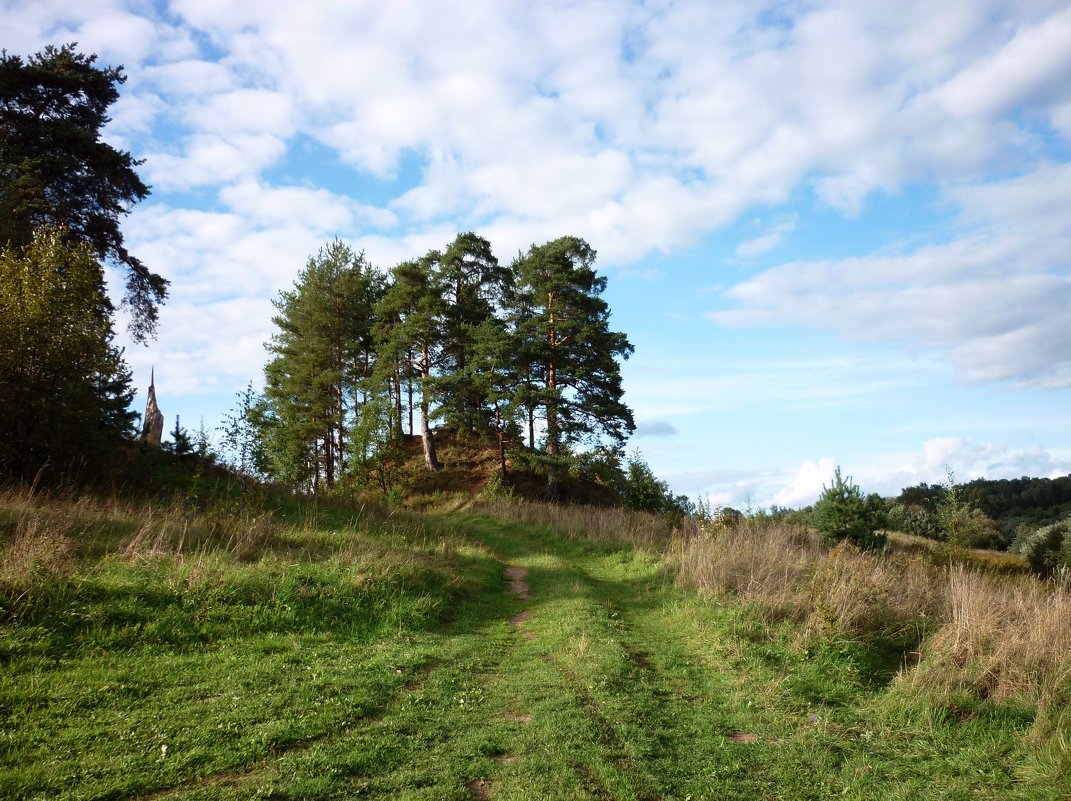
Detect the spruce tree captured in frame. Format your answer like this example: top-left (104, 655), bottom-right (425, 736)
top-left (0, 227), bottom-right (137, 478)
top-left (0, 44), bottom-right (166, 341)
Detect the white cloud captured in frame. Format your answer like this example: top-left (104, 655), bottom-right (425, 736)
top-left (144, 133), bottom-right (287, 190)
top-left (771, 458), bottom-right (837, 508)
top-left (219, 180), bottom-right (396, 233)
top-left (930, 7), bottom-right (1071, 120)
top-left (711, 163), bottom-right (1071, 387)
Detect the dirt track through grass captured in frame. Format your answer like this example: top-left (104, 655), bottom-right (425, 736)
top-left (3, 511), bottom-right (1064, 800)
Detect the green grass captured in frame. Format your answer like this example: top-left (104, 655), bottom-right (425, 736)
top-left (1, 495), bottom-right (1066, 799)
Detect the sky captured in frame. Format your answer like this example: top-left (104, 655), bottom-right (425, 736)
top-left (5, 0), bottom-right (1071, 508)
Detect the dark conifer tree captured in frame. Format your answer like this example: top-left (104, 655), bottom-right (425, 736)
top-left (377, 254), bottom-right (444, 471)
top-left (511, 236), bottom-right (635, 499)
top-left (434, 232), bottom-right (512, 435)
top-left (0, 44), bottom-right (166, 340)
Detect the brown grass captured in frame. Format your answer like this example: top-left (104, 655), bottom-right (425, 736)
top-left (475, 498), bottom-right (676, 551)
top-left (673, 517), bottom-right (1071, 740)
top-left (0, 484), bottom-right (278, 589)
top-left (905, 565), bottom-right (1071, 706)
top-left (673, 521), bottom-right (941, 638)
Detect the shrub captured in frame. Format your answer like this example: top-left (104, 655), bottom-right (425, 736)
top-left (887, 502), bottom-right (940, 539)
top-left (1012, 518), bottom-right (1071, 575)
top-left (810, 467), bottom-right (887, 549)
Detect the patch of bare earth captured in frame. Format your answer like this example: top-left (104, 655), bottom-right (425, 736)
top-left (466, 778), bottom-right (493, 799)
top-left (505, 566), bottom-right (529, 598)
top-left (509, 610), bottom-right (531, 626)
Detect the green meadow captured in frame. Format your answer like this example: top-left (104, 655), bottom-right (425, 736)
top-left (2, 489), bottom-right (1067, 800)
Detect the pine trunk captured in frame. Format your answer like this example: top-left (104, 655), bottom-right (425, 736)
top-left (420, 343), bottom-right (439, 471)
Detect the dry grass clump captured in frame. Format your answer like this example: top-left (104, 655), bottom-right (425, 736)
top-left (121, 503), bottom-right (276, 561)
top-left (674, 522), bottom-right (821, 621)
top-left (675, 516), bottom-right (1071, 746)
top-left (674, 521), bottom-right (941, 638)
top-left (807, 541), bottom-right (942, 639)
top-left (476, 498), bottom-right (673, 551)
top-left (0, 508), bottom-right (79, 585)
top-left (0, 484), bottom-right (278, 583)
top-left (905, 565), bottom-right (1071, 709)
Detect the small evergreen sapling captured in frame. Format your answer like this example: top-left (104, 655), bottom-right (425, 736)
top-left (811, 467), bottom-right (887, 549)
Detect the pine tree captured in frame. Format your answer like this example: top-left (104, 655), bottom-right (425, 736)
top-left (377, 254), bottom-right (445, 471)
top-left (263, 241), bottom-right (379, 491)
top-left (0, 44), bottom-right (166, 341)
top-left (511, 236), bottom-right (635, 499)
top-left (434, 232), bottom-right (512, 435)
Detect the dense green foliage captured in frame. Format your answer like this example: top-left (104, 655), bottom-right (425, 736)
top-left (897, 474), bottom-right (1071, 544)
top-left (0, 229), bottom-right (137, 478)
top-left (1011, 517), bottom-right (1071, 575)
top-left (255, 233), bottom-right (635, 500)
top-left (811, 467), bottom-right (887, 549)
top-left (0, 44), bottom-right (165, 340)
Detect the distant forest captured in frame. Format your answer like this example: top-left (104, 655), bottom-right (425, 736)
top-left (896, 474), bottom-right (1071, 543)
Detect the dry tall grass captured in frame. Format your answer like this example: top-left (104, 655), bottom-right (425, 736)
top-left (674, 517), bottom-right (1071, 742)
top-left (475, 498), bottom-right (675, 550)
top-left (905, 565), bottom-right (1071, 706)
top-left (673, 521), bottom-right (941, 638)
top-left (0, 484), bottom-right (278, 590)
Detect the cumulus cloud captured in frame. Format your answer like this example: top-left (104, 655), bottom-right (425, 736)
top-left (8, 0), bottom-right (1071, 404)
top-left (771, 458), bottom-right (837, 509)
top-left (22, 0), bottom-right (1061, 269)
top-left (711, 162), bottom-right (1071, 387)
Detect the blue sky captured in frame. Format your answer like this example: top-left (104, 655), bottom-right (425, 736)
top-left (6, 0), bottom-right (1071, 507)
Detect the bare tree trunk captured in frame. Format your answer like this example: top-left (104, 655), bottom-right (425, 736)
top-left (420, 343), bottom-right (439, 471)
top-left (407, 350), bottom-right (414, 436)
top-left (495, 403), bottom-right (508, 476)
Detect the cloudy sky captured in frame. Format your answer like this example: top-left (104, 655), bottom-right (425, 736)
top-left (7, 0), bottom-right (1071, 507)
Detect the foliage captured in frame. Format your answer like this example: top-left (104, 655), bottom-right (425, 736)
top-left (811, 467), bottom-right (887, 549)
top-left (937, 470), bottom-right (1004, 551)
top-left (898, 473), bottom-right (1071, 544)
top-left (434, 232), bottom-right (512, 434)
top-left (0, 227), bottom-right (137, 479)
top-left (510, 236), bottom-right (635, 498)
top-left (219, 383), bottom-right (269, 477)
top-left (887, 502), bottom-right (941, 539)
top-left (257, 233), bottom-right (638, 503)
top-left (620, 450), bottom-right (692, 516)
top-left (162, 415), bottom-right (193, 458)
top-left (0, 44), bottom-right (166, 340)
top-left (1011, 517), bottom-right (1071, 575)
top-left (263, 241), bottom-right (383, 490)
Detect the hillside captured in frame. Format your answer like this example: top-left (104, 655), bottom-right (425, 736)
top-left (2, 485), bottom-right (1069, 799)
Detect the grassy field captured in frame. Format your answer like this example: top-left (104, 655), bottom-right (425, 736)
top-left (1, 488), bottom-right (1068, 799)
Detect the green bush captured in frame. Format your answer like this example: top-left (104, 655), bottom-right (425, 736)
top-left (887, 503), bottom-right (940, 539)
top-left (811, 468), bottom-right (887, 550)
top-left (1011, 517), bottom-right (1071, 574)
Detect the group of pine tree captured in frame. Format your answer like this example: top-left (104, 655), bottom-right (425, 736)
top-left (0, 43), bottom-right (661, 507)
top-left (251, 233), bottom-right (636, 501)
